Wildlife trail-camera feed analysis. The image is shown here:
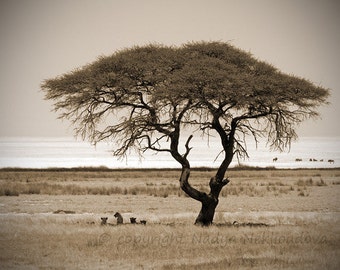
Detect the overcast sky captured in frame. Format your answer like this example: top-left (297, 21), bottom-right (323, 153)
top-left (0, 0), bottom-right (339, 137)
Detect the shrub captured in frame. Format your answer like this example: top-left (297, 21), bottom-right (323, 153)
top-left (3, 189), bottom-right (19, 196)
top-left (316, 179), bottom-right (327, 186)
top-left (27, 187), bottom-right (41, 194)
top-left (298, 191), bottom-right (305, 196)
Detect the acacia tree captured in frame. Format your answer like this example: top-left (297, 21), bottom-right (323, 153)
top-left (42, 41), bottom-right (329, 226)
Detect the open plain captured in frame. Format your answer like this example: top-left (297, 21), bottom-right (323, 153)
top-left (0, 168), bottom-right (339, 269)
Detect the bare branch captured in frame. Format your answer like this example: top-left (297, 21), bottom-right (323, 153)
top-left (183, 135), bottom-right (193, 159)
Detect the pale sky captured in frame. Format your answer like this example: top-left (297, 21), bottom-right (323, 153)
top-left (0, 0), bottom-right (339, 137)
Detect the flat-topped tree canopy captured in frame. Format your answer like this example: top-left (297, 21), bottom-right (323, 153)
top-left (42, 41), bottom-right (329, 160)
top-left (42, 41), bottom-right (329, 225)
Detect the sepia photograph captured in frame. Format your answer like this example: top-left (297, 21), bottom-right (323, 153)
top-left (0, 0), bottom-right (339, 269)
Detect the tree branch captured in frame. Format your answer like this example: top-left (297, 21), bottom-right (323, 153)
top-left (179, 167), bottom-right (208, 202)
top-left (183, 135), bottom-right (193, 159)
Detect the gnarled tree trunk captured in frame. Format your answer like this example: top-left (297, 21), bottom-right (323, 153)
top-left (171, 118), bottom-right (233, 226)
top-left (195, 198), bottom-right (218, 226)
top-left (179, 167), bottom-right (230, 226)
top-left (194, 176), bottom-right (230, 226)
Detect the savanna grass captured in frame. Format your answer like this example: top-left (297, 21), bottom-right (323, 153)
top-left (1, 168), bottom-right (339, 269)
top-left (1, 214), bottom-right (338, 269)
top-left (0, 169), bottom-right (338, 197)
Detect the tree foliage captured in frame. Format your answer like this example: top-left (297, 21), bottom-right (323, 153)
top-left (42, 41), bottom-right (329, 161)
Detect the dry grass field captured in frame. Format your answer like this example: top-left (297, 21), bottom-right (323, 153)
top-left (0, 168), bottom-right (340, 269)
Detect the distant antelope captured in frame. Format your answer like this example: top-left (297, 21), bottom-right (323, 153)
top-left (273, 157), bottom-right (278, 162)
top-left (100, 217), bottom-right (108, 225)
top-left (328, 159), bottom-right (335, 164)
top-left (295, 158), bottom-right (302, 162)
top-left (114, 212), bottom-right (123, 224)
top-left (140, 220), bottom-right (147, 225)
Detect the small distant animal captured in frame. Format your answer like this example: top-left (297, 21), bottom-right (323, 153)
top-left (295, 158), bottom-right (302, 162)
top-left (130, 217), bottom-right (137, 224)
top-left (101, 217), bottom-right (108, 225)
top-left (114, 212), bottom-right (123, 224)
top-left (328, 159), bottom-right (335, 164)
top-left (273, 157), bottom-right (278, 162)
top-left (140, 220), bottom-right (147, 225)
top-left (320, 159), bottom-right (324, 162)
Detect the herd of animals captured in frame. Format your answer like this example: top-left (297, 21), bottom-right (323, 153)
top-left (272, 157), bottom-right (335, 163)
top-left (100, 212), bottom-right (147, 226)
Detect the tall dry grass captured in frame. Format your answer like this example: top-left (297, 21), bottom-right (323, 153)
top-left (1, 168), bottom-right (338, 198)
top-left (1, 168), bottom-right (339, 269)
top-left (0, 214), bottom-right (339, 269)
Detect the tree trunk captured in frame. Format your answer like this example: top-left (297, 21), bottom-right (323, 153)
top-left (195, 197), bottom-right (219, 226)
top-left (171, 130), bottom-right (231, 226)
top-left (194, 176), bottom-right (230, 226)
